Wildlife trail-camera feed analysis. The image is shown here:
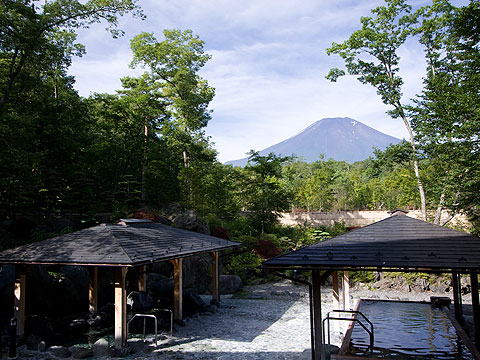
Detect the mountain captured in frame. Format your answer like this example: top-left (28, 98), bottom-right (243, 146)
top-left (225, 117), bottom-right (402, 166)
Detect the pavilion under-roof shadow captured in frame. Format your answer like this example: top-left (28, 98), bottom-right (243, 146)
top-left (262, 212), bottom-right (480, 360)
top-left (0, 220), bottom-right (240, 348)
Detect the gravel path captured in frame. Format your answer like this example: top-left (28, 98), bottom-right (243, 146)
top-left (14, 280), bottom-right (472, 359)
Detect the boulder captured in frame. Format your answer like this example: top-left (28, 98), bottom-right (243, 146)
top-left (92, 338), bottom-right (110, 357)
top-left (147, 273), bottom-right (173, 298)
top-left (173, 210), bottom-right (210, 235)
top-left (69, 345), bottom-right (93, 359)
top-left (162, 203), bottom-right (182, 221)
top-left (201, 304), bottom-right (217, 315)
top-left (47, 345), bottom-right (71, 358)
top-left (372, 277), bottom-right (409, 292)
top-left (127, 291), bottom-right (154, 312)
top-left (220, 275), bottom-right (243, 294)
top-left (25, 315), bottom-right (55, 339)
top-left (410, 277), bottom-right (430, 292)
top-left (182, 255), bottom-right (211, 293)
top-left (26, 334), bottom-right (43, 350)
top-left (183, 288), bottom-right (207, 316)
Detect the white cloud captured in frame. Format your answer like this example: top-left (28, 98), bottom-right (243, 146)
top-left (68, 0), bottom-right (449, 163)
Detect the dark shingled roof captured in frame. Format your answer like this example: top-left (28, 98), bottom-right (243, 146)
top-left (0, 222), bottom-right (239, 266)
top-left (263, 215), bottom-right (480, 272)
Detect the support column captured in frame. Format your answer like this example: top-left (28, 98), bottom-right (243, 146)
top-left (114, 267), bottom-right (127, 349)
top-left (89, 267), bottom-right (98, 314)
top-left (452, 272), bottom-right (463, 321)
top-left (470, 272), bottom-right (480, 346)
top-left (211, 251), bottom-right (220, 305)
top-left (332, 271), bottom-right (340, 333)
top-left (312, 270), bottom-right (325, 360)
top-left (138, 265), bottom-right (147, 292)
top-left (171, 258), bottom-right (183, 321)
top-left (342, 271), bottom-right (350, 310)
top-left (14, 265), bottom-right (27, 337)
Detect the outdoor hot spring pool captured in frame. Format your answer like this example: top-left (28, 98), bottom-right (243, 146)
top-left (346, 300), bottom-right (474, 360)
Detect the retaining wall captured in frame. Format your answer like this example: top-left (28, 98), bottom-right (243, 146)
top-left (278, 210), bottom-right (470, 228)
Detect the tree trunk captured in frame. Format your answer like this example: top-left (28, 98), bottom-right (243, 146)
top-left (399, 112), bottom-right (427, 221)
top-left (140, 123), bottom-right (148, 207)
top-left (434, 192), bottom-right (446, 225)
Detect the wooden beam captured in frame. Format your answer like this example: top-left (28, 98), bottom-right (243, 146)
top-left (171, 258), bottom-right (183, 321)
top-left (138, 265), bottom-right (147, 292)
top-left (452, 272), bottom-right (463, 321)
top-left (332, 271), bottom-right (340, 333)
top-left (89, 266), bottom-right (98, 314)
top-left (211, 251), bottom-right (220, 305)
top-left (342, 271), bottom-right (350, 310)
top-left (470, 272), bottom-right (480, 347)
top-left (114, 267), bottom-right (127, 349)
top-left (312, 270), bottom-right (325, 360)
top-left (332, 271), bottom-right (339, 309)
top-left (14, 265), bottom-right (27, 337)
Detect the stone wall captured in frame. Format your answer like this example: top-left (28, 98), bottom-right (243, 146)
top-left (278, 210), bottom-right (470, 228)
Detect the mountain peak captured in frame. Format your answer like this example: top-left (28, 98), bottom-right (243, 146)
top-left (225, 117), bottom-right (401, 166)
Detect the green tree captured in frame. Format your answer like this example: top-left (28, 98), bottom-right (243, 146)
top-left (326, 0), bottom-right (428, 220)
top-left (298, 161), bottom-right (335, 212)
top-left (0, 0), bottom-right (143, 109)
top-left (128, 29), bottom-right (215, 208)
top-left (410, 0), bottom-right (480, 223)
top-left (241, 151), bottom-right (291, 234)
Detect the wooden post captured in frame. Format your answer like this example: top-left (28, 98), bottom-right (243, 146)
top-left (14, 265), bottom-right (27, 337)
top-left (114, 267), bottom-right (127, 349)
top-left (452, 272), bottom-right (463, 321)
top-left (89, 266), bottom-right (98, 314)
top-left (342, 271), bottom-right (350, 310)
top-left (171, 258), bottom-right (183, 321)
top-left (470, 272), bottom-right (480, 346)
top-left (211, 251), bottom-right (220, 305)
top-left (138, 265), bottom-right (147, 292)
top-left (312, 270), bottom-right (325, 360)
top-left (332, 271), bottom-right (340, 333)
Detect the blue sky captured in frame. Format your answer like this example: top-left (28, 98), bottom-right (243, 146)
top-left (68, 0), bottom-right (464, 163)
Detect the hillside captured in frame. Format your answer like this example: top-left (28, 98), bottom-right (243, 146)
top-left (226, 117), bottom-right (401, 166)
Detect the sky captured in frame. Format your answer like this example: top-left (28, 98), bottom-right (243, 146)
top-left (68, 0), bottom-right (462, 163)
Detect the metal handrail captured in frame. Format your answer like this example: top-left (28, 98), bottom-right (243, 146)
top-left (127, 314), bottom-right (158, 345)
top-left (127, 308), bottom-right (173, 346)
top-left (323, 309), bottom-right (374, 351)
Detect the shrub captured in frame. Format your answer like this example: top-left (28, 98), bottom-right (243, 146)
top-left (224, 251), bottom-right (263, 283)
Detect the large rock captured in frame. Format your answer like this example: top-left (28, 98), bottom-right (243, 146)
top-left (162, 203), bottom-right (182, 221)
top-left (183, 288), bottom-right (207, 316)
top-left (25, 315), bottom-right (55, 339)
top-left (147, 273), bottom-right (173, 298)
top-left (173, 210), bottom-right (210, 235)
top-left (92, 338), bottom-right (110, 357)
top-left (183, 255), bottom-right (211, 293)
top-left (372, 277), bottom-right (409, 292)
top-left (26, 265), bottom-right (88, 317)
top-left (69, 345), bottom-right (93, 359)
top-left (47, 345), bottom-right (71, 358)
top-left (148, 255), bottom-right (211, 296)
top-left (220, 275), bottom-right (243, 294)
top-left (26, 334), bottom-right (43, 350)
top-left (127, 291), bottom-right (154, 312)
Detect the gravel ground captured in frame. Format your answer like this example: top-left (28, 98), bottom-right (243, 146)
top-left (14, 280), bottom-right (473, 359)
top-left (122, 280), bottom-right (470, 359)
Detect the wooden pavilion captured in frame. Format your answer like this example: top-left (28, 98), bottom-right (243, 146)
top-left (0, 220), bottom-right (239, 348)
top-left (262, 212), bottom-right (480, 360)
